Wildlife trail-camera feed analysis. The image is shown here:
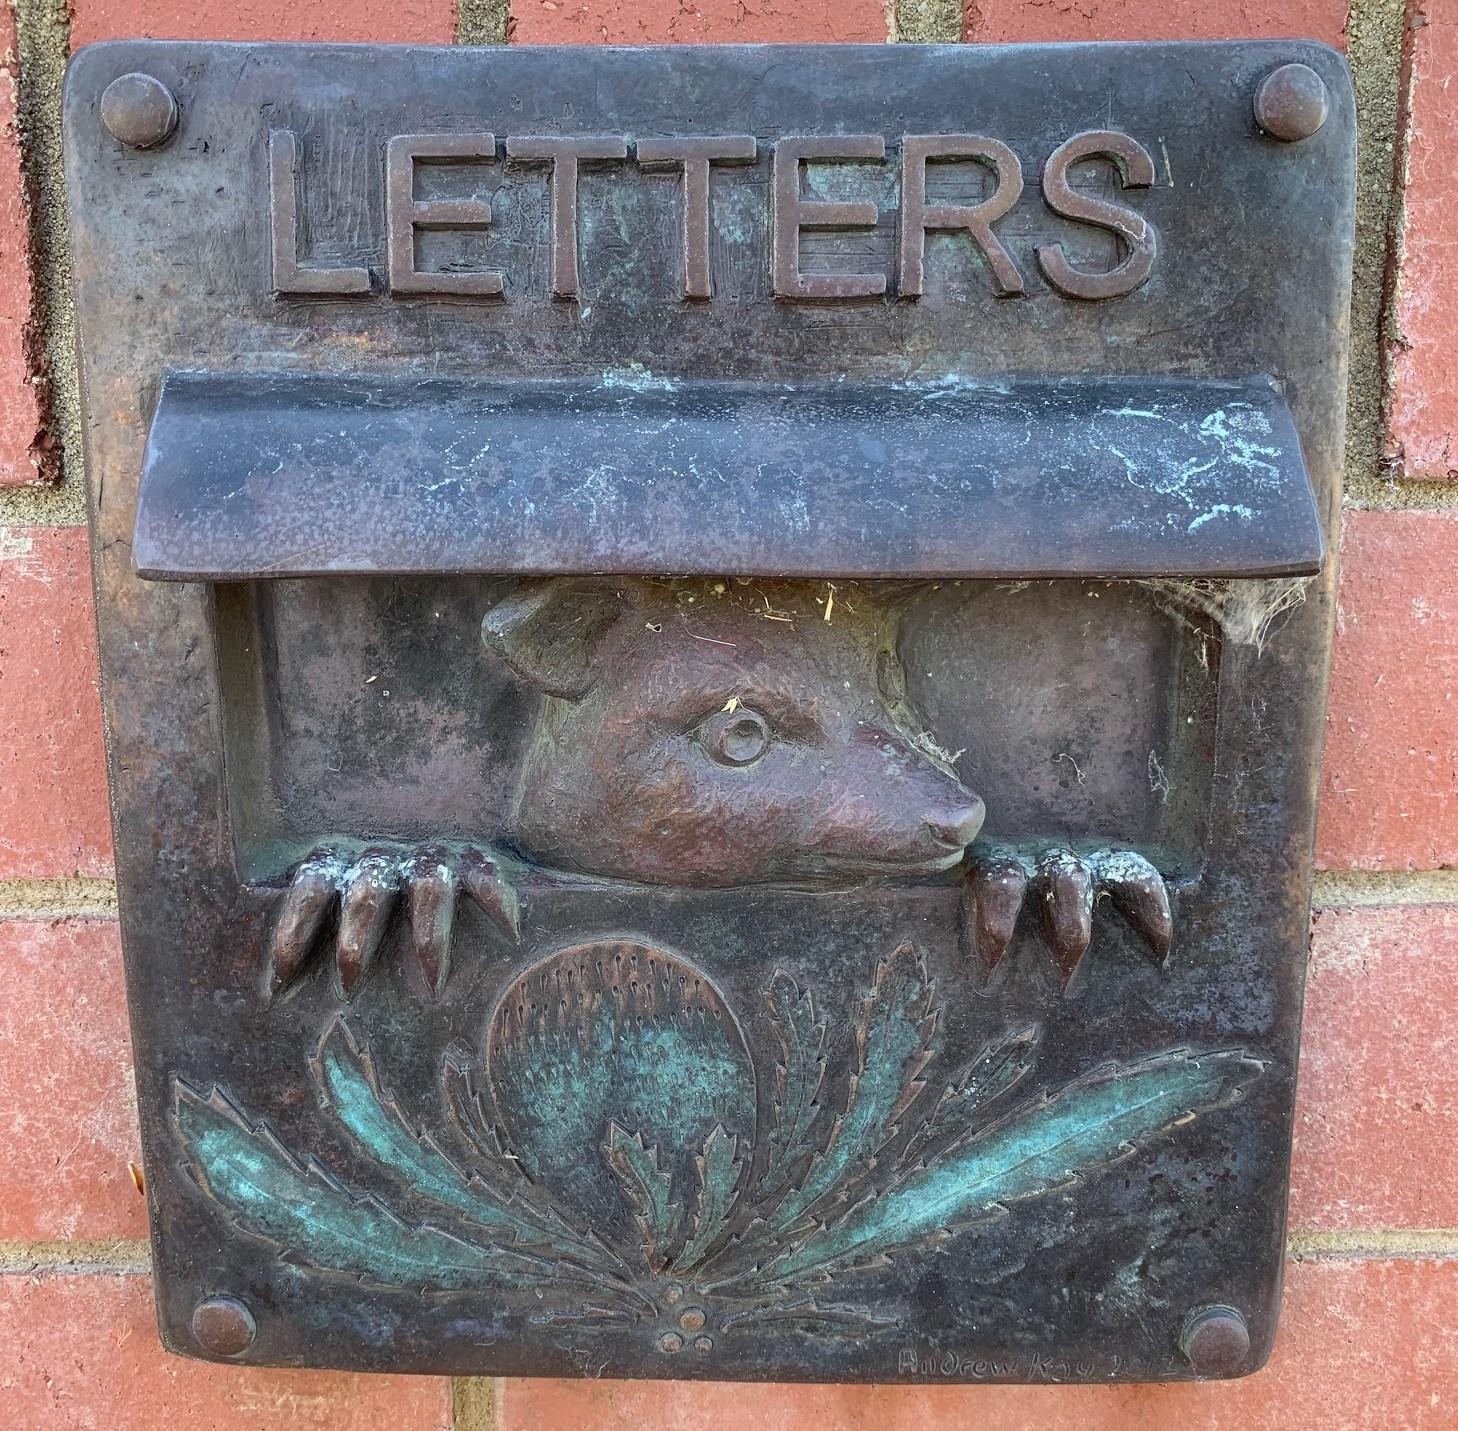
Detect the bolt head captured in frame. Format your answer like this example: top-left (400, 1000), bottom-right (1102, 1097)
top-left (1180, 1304), bottom-right (1250, 1376)
top-left (100, 73), bottom-right (179, 150)
top-left (1254, 63), bottom-right (1330, 143)
top-left (191, 1294), bottom-right (256, 1358)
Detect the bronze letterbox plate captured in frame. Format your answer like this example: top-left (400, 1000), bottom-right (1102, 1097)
top-left (64, 40), bottom-right (1354, 1382)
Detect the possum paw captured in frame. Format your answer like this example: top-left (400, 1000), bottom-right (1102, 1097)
top-left (959, 845), bottom-right (1172, 989)
top-left (266, 844), bottom-right (521, 1001)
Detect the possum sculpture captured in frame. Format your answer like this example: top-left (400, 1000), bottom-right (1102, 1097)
top-left (265, 579), bottom-right (1171, 998)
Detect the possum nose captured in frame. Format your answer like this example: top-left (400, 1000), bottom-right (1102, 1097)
top-left (927, 798), bottom-right (985, 851)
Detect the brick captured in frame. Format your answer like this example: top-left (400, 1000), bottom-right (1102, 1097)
top-left (0, 1272), bottom-right (452, 1429)
top-left (498, 1257), bottom-right (1458, 1431)
top-left (1315, 509), bottom-right (1458, 871)
top-left (1291, 905), bottom-right (1458, 1229)
top-left (1387, 4), bottom-right (1458, 479)
top-left (510, 0), bottom-right (889, 45)
top-left (69, 0), bottom-right (456, 49)
top-left (0, 6), bottom-right (44, 488)
top-left (968, 1), bottom-right (1348, 47)
top-left (0, 918), bottom-right (143, 1241)
top-left (0, 526), bottom-right (113, 879)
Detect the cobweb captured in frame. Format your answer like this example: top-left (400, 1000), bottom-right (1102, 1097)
top-left (1135, 576), bottom-right (1312, 654)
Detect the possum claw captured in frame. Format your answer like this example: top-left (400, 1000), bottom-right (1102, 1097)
top-left (1036, 851), bottom-right (1094, 988)
top-left (403, 849), bottom-right (458, 999)
top-left (335, 852), bottom-right (401, 996)
top-left (960, 854), bottom-right (1030, 970)
top-left (459, 847), bottom-right (522, 941)
top-left (263, 841), bottom-right (521, 1000)
top-left (268, 854), bottom-right (341, 996)
top-left (960, 842), bottom-right (1174, 990)
top-left (1097, 850), bottom-right (1173, 964)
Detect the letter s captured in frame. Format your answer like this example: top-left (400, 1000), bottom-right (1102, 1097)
top-left (1037, 130), bottom-right (1157, 300)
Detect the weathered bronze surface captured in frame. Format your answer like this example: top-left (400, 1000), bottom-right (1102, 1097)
top-left (132, 374), bottom-right (1324, 581)
top-left (63, 40), bottom-right (1355, 1383)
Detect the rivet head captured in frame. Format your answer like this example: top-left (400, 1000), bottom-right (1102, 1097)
top-left (100, 72), bottom-right (178, 150)
top-left (191, 1294), bottom-right (256, 1358)
top-left (1254, 63), bottom-right (1330, 143)
top-left (1180, 1304), bottom-right (1250, 1376)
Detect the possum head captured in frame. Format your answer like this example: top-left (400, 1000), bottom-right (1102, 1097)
top-left (481, 578), bottom-right (984, 888)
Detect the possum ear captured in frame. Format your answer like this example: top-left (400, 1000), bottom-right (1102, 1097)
top-left (481, 579), bottom-right (631, 698)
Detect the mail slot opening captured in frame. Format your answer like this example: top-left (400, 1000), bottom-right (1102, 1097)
top-left (213, 574), bottom-right (1222, 889)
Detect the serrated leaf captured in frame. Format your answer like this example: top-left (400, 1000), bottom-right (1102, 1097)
top-left (676, 1124), bottom-right (746, 1271)
top-left (900, 1026), bottom-right (1040, 1169)
top-left (605, 1123), bottom-right (680, 1272)
top-left (766, 943), bottom-right (939, 1234)
top-left (316, 1020), bottom-right (622, 1282)
top-left (439, 1047), bottom-right (516, 1170)
top-left (527, 1305), bottom-right (638, 1329)
top-left (721, 1300), bottom-right (895, 1337)
top-left (757, 972), bottom-right (828, 1199)
top-left (174, 1080), bottom-right (543, 1290)
top-left (765, 1049), bottom-right (1262, 1285)
top-left (316, 1022), bottom-right (538, 1241)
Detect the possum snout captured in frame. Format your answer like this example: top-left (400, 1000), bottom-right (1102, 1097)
top-left (926, 799), bottom-right (986, 852)
top-left (807, 731), bottom-right (985, 875)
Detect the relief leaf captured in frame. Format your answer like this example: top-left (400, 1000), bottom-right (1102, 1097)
top-left (765, 1049), bottom-right (1263, 1285)
top-left (758, 971), bottom-right (828, 1198)
top-left (604, 1123), bottom-right (680, 1272)
top-left (676, 1124), bottom-right (746, 1272)
top-left (766, 943), bottom-right (938, 1234)
top-left (720, 1300), bottom-right (896, 1337)
top-left (314, 1019), bottom-right (615, 1276)
top-left (900, 1025), bottom-right (1040, 1169)
top-left (174, 1079), bottom-right (545, 1290)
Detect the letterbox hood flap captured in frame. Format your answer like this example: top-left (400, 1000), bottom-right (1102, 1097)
top-left (133, 371), bottom-right (1324, 582)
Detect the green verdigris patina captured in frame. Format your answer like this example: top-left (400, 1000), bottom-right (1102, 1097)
top-left (175, 939), bottom-right (1260, 1350)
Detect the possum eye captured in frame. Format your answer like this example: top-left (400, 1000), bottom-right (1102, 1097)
top-left (697, 708), bottom-right (772, 767)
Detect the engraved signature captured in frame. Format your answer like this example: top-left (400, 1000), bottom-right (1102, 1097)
top-left (897, 1346), bottom-right (1127, 1381)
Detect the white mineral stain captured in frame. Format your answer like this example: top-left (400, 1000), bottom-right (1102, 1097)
top-left (1187, 503), bottom-right (1256, 532)
top-left (599, 363), bottom-right (678, 393)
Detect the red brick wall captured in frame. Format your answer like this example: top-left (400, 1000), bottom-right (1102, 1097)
top-left (1, 1), bottom-right (1453, 1427)
top-left (0, 6), bottom-right (43, 487)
